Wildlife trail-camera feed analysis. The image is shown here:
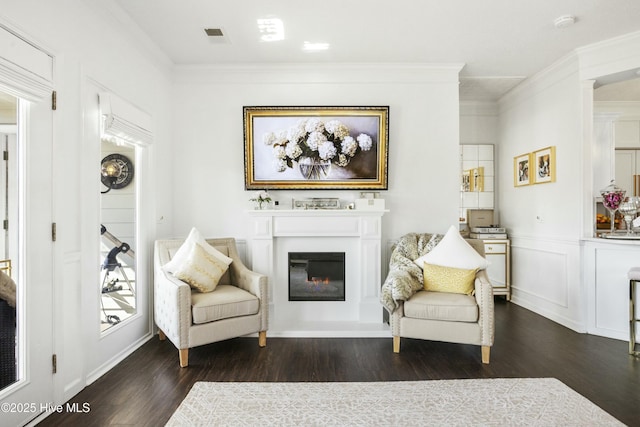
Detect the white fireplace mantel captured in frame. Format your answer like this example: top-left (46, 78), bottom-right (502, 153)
top-left (247, 209), bottom-right (389, 337)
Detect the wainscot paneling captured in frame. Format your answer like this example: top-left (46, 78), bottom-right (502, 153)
top-left (583, 238), bottom-right (640, 342)
top-left (508, 236), bottom-right (584, 333)
top-left (58, 252), bottom-right (84, 402)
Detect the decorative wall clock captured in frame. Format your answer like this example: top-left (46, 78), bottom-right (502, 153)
top-left (101, 153), bottom-right (134, 193)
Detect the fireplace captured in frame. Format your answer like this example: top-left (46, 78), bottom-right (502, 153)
top-left (288, 252), bottom-right (345, 301)
top-left (248, 209), bottom-right (388, 336)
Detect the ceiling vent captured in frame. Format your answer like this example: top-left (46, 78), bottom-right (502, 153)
top-left (204, 28), bottom-right (230, 44)
top-left (204, 28), bottom-right (224, 37)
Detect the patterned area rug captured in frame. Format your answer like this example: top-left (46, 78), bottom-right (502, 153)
top-left (165, 378), bottom-right (623, 426)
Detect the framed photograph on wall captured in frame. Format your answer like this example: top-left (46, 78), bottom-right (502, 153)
top-left (533, 146), bottom-right (556, 184)
top-left (243, 106), bottom-right (389, 190)
top-left (514, 153), bottom-right (532, 187)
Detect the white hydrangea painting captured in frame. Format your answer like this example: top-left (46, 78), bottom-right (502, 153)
top-left (244, 107), bottom-right (389, 190)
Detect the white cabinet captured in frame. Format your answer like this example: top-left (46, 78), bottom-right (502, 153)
top-left (483, 239), bottom-right (510, 300)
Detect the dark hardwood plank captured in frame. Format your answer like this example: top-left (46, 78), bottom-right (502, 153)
top-left (38, 300), bottom-right (640, 426)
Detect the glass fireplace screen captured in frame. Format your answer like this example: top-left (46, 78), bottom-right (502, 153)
top-left (288, 252), bottom-right (345, 301)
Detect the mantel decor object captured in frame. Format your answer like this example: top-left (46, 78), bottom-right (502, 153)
top-left (243, 106), bottom-right (389, 190)
top-left (292, 198), bottom-right (341, 210)
top-left (249, 190), bottom-right (272, 210)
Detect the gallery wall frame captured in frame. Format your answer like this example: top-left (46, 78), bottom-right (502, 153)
top-left (514, 152), bottom-right (532, 187)
top-left (243, 106), bottom-right (389, 190)
top-left (532, 146), bottom-right (556, 184)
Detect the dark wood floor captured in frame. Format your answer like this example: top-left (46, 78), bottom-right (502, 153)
top-left (38, 300), bottom-right (640, 426)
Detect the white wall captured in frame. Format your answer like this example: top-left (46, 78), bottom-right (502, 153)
top-left (170, 65), bottom-right (463, 245)
top-left (460, 102), bottom-right (499, 146)
top-left (0, 0), bottom-right (173, 408)
top-left (498, 54), bottom-right (586, 332)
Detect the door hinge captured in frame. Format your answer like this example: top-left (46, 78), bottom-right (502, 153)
top-left (3, 220), bottom-right (7, 230)
top-left (51, 222), bottom-right (57, 242)
top-left (52, 354), bottom-right (57, 374)
top-left (2, 150), bottom-right (7, 161)
top-left (51, 91), bottom-right (57, 111)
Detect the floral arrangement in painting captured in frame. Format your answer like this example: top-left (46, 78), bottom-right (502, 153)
top-left (262, 118), bottom-right (373, 179)
top-left (249, 190), bottom-right (272, 209)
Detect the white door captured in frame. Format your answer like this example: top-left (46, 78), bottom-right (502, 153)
top-left (0, 96), bottom-right (54, 426)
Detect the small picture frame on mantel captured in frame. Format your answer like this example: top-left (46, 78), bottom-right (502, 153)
top-left (514, 153), bottom-right (532, 187)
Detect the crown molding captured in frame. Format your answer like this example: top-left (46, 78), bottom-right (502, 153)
top-left (173, 62), bottom-right (465, 85)
top-left (577, 30), bottom-right (640, 81)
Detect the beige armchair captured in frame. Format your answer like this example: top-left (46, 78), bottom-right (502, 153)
top-left (381, 233), bottom-right (494, 364)
top-left (154, 237), bottom-right (268, 367)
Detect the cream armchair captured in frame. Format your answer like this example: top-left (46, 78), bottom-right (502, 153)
top-left (154, 237), bottom-right (268, 367)
top-left (381, 232), bottom-right (495, 364)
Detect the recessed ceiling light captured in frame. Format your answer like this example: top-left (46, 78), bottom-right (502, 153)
top-left (303, 41), bottom-right (330, 52)
top-left (257, 18), bottom-right (284, 42)
top-left (554, 15), bottom-right (576, 29)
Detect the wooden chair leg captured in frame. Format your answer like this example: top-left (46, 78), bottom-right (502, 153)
top-left (393, 336), bottom-right (400, 353)
top-left (481, 346), bottom-right (491, 364)
top-left (258, 331), bottom-right (267, 347)
top-left (179, 349), bottom-right (189, 368)
top-left (158, 329), bottom-right (166, 341)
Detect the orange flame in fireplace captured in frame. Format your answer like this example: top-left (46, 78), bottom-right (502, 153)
top-left (306, 277), bottom-right (331, 289)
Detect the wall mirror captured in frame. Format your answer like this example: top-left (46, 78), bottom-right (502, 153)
top-left (594, 77), bottom-right (640, 197)
top-left (592, 76), bottom-right (640, 235)
top-left (97, 91), bottom-right (151, 334)
top-left (460, 144), bottom-right (495, 223)
top-left (100, 140), bottom-right (136, 332)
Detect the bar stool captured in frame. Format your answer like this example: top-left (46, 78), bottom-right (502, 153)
top-left (628, 267), bottom-right (640, 356)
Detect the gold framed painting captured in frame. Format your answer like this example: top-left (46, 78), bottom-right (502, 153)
top-left (243, 106), bottom-right (389, 190)
top-left (533, 146), bottom-right (556, 184)
top-left (514, 153), bottom-right (532, 187)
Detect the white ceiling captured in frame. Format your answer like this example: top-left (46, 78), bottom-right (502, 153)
top-left (111, 0), bottom-right (640, 100)
top-left (3, 0), bottom-right (640, 109)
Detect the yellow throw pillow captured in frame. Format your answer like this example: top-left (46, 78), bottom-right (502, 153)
top-left (173, 242), bottom-right (229, 292)
top-left (423, 262), bottom-right (477, 295)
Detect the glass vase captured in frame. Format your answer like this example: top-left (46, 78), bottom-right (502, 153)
top-left (298, 156), bottom-right (331, 180)
top-left (600, 180), bottom-right (626, 235)
top-left (619, 198), bottom-right (640, 235)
